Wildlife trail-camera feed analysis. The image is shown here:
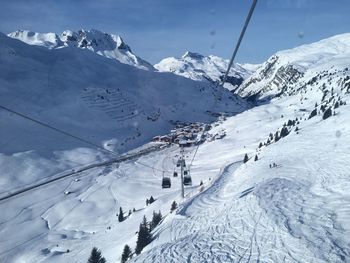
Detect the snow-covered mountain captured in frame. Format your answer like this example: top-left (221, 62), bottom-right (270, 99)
top-left (237, 33), bottom-right (350, 100)
top-left (8, 29), bottom-right (154, 70)
top-left (0, 32), bottom-right (247, 192)
top-left (155, 51), bottom-right (257, 91)
top-left (1, 32), bottom-right (350, 263)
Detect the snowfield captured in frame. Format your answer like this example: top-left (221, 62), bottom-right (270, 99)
top-left (1, 32), bottom-right (350, 263)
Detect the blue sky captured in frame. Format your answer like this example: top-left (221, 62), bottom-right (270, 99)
top-left (0, 0), bottom-right (349, 64)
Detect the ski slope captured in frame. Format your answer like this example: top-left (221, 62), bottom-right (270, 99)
top-left (1, 33), bottom-right (350, 263)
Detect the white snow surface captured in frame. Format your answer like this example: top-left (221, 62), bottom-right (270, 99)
top-left (1, 33), bottom-right (350, 263)
top-left (155, 51), bottom-right (255, 91)
top-left (8, 29), bottom-right (153, 70)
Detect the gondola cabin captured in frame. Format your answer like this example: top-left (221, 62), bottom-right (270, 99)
top-left (183, 175), bottom-right (192, 186)
top-left (162, 177), bottom-right (171, 188)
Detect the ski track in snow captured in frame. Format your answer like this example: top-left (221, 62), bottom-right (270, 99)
top-left (133, 159), bottom-right (350, 263)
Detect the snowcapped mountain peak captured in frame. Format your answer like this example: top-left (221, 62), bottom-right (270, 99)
top-left (155, 52), bottom-right (255, 91)
top-left (8, 29), bottom-right (63, 49)
top-left (8, 29), bottom-right (153, 70)
top-left (182, 51), bottom-right (205, 60)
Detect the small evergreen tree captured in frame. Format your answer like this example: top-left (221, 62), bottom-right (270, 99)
top-left (254, 155), bottom-right (258, 161)
top-left (308, 108), bottom-right (317, 119)
top-left (170, 201), bottom-right (178, 213)
top-left (88, 247), bottom-right (106, 263)
top-left (243, 154), bottom-right (249, 163)
top-left (135, 216), bottom-right (152, 255)
top-left (149, 196), bottom-right (155, 204)
top-left (323, 107), bottom-right (332, 120)
top-left (118, 207), bottom-right (124, 222)
top-left (146, 199), bottom-right (149, 206)
top-left (280, 126), bottom-right (289, 137)
top-left (274, 131), bottom-right (280, 142)
top-left (315, 102), bottom-right (318, 107)
top-left (121, 245), bottom-right (132, 263)
top-left (334, 101), bottom-right (339, 109)
top-left (258, 142), bottom-right (263, 148)
top-left (150, 210), bottom-right (163, 230)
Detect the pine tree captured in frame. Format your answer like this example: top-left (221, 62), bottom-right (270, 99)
top-left (308, 108), bottom-right (317, 119)
top-left (274, 131), bottom-right (280, 142)
top-left (135, 216), bottom-right (152, 255)
top-left (280, 126), bottom-right (289, 137)
top-left (149, 196), bottom-right (155, 204)
top-left (170, 201), bottom-right (178, 213)
top-left (323, 107), bottom-right (332, 120)
top-left (258, 142), bottom-right (263, 148)
top-left (118, 207), bottom-right (124, 222)
top-left (88, 247), bottom-right (106, 263)
top-left (243, 154), bottom-right (249, 163)
top-left (254, 155), bottom-right (258, 161)
top-left (150, 210), bottom-right (163, 230)
top-left (121, 245), bottom-right (132, 263)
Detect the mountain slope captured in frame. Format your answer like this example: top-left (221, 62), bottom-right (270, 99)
top-left (0, 32), bottom-right (247, 192)
top-left (8, 29), bottom-right (154, 70)
top-left (1, 32), bottom-right (350, 263)
top-left (155, 51), bottom-right (257, 91)
top-left (237, 33), bottom-right (350, 100)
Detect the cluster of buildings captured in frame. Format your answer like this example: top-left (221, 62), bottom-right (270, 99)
top-left (152, 122), bottom-right (211, 147)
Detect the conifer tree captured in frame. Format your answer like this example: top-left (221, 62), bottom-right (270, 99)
top-left (170, 201), bottom-right (178, 213)
top-left (254, 155), bottom-right (258, 161)
top-left (88, 247), bottom-right (106, 263)
top-left (280, 126), bottom-right (289, 137)
top-left (309, 108), bottom-right (317, 119)
top-left (150, 210), bottom-right (163, 230)
top-left (243, 153), bottom-right (249, 163)
top-left (149, 196), bottom-right (155, 204)
top-left (118, 207), bottom-right (124, 222)
top-left (274, 131), bottom-right (280, 142)
top-left (323, 107), bottom-right (332, 119)
top-left (135, 216), bottom-right (152, 255)
top-left (121, 245), bottom-right (132, 263)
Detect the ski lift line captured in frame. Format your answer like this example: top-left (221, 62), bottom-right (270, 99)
top-left (188, 0), bottom-right (258, 168)
top-left (0, 104), bottom-right (119, 157)
top-left (221, 0), bottom-right (258, 86)
top-left (134, 161), bottom-right (172, 173)
top-left (0, 104), bottom-right (173, 175)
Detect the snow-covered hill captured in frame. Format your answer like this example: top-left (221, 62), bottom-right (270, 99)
top-left (0, 32), bottom-right (246, 193)
top-left (155, 51), bottom-right (257, 91)
top-left (237, 33), bottom-right (350, 100)
top-left (8, 29), bottom-right (154, 70)
top-left (1, 33), bottom-right (350, 263)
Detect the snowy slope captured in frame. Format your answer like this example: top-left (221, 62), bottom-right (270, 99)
top-left (1, 33), bottom-right (350, 263)
top-left (131, 45), bottom-right (350, 262)
top-left (8, 29), bottom-right (154, 70)
top-left (237, 33), bottom-right (350, 100)
top-left (155, 51), bottom-right (256, 91)
top-left (0, 32), bottom-right (246, 193)
top-left (1, 65), bottom-right (349, 262)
